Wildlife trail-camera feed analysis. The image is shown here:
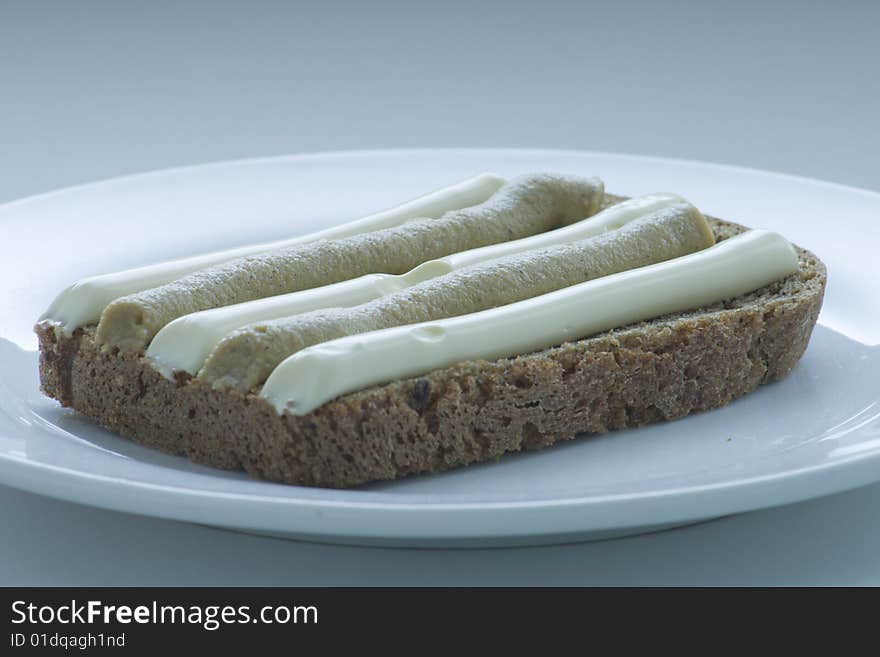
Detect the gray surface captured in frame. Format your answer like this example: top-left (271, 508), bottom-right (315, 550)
top-left (4, 481), bottom-right (880, 586)
top-left (2, 0), bottom-right (879, 204)
top-left (2, 1), bottom-right (878, 585)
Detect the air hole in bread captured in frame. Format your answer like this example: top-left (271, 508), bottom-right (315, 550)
top-left (521, 422), bottom-right (543, 449)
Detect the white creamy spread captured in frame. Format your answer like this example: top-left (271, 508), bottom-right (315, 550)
top-left (146, 193), bottom-right (685, 378)
top-left (39, 173), bottom-right (506, 334)
top-left (260, 229), bottom-right (799, 415)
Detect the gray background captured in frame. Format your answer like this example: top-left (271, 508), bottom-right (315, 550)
top-left (2, 0), bottom-right (879, 585)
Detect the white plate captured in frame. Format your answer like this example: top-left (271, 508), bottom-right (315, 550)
top-left (1, 149), bottom-right (878, 547)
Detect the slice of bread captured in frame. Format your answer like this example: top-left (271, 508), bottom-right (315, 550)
top-left (34, 202), bottom-right (826, 488)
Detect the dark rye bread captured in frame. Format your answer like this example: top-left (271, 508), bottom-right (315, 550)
top-left (35, 210), bottom-right (826, 489)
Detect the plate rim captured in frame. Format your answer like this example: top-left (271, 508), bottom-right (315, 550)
top-left (3, 146), bottom-right (879, 216)
top-left (2, 438), bottom-right (880, 539)
top-left (1, 147), bottom-right (878, 543)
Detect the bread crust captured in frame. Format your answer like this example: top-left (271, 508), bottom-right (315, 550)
top-left (35, 215), bottom-right (826, 488)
